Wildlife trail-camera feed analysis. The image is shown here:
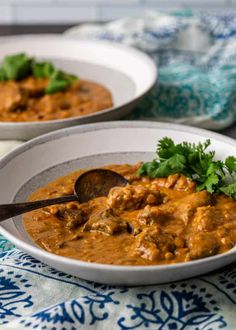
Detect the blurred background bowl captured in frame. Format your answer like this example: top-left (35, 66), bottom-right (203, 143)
top-left (0, 35), bottom-right (157, 140)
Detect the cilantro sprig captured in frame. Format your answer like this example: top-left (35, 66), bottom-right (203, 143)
top-left (0, 53), bottom-right (78, 94)
top-left (138, 137), bottom-right (236, 198)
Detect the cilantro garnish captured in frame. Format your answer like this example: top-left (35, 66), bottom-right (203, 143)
top-left (2, 53), bottom-right (32, 80)
top-left (0, 53), bottom-right (78, 94)
top-left (138, 137), bottom-right (236, 198)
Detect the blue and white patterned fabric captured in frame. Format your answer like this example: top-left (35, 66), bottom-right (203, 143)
top-left (1, 236), bottom-right (236, 329)
top-left (65, 11), bottom-right (236, 130)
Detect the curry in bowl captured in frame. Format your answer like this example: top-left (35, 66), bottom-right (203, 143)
top-left (0, 53), bottom-right (113, 122)
top-left (23, 138), bottom-right (236, 266)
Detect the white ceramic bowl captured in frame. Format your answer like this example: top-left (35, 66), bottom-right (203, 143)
top-left (0, 35), bottom-right (157, 140)
top-left (0, 121), bottom-right (236, 285)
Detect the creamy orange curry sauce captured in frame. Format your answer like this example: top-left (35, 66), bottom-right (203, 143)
top-left (23, 164), bottom-right (236, 265)
top-left (0, 77), bottom-right (112, 122)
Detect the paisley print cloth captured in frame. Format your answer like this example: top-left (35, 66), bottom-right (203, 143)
top-left (65, 11), bottom-right (236, 130)
top-left (0, 237), bottom-right (236, 329)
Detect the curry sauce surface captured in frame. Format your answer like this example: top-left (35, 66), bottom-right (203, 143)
top-left (23, 164), bottom-right (236, 265)
top-left (0, 77), bottom-right (112, 122)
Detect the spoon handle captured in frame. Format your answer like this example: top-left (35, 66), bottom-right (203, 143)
top-left (0, 195), bottom-right (78, 222)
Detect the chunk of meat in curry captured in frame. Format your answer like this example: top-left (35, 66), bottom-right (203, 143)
top-left (23, 164), bottom-right (236, 265)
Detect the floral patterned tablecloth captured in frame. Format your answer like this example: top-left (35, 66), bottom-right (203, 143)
top-left (1, 10), bottom-right (236, 330)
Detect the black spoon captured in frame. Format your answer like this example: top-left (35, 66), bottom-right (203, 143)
top-left (0, 169), bottom-right (128, 222)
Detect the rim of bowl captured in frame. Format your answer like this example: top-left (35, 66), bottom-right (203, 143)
top-left (0, 35), bottom-right (157, 126)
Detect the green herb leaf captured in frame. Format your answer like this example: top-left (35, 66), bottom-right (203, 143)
top-left (225, 156), bottom-right (236, 174)
top-left (32, 61), bottom-right (54, 78)
top-left (3, 53), bottom-right (32, 80)
top-left (0, 53), bottom-right (79, 94)
top-left (196, 172), bottom-right (220, 193)
top-left (45, 79), bottom-right (69, 94)
top-left (45, 70), bottom-right (70, 94)
top-left (0, 67), bottom-right (7, 81)
top-left (220, 183), bottom-right (236, 197)
top-left (137, 161), bottom-right (157, 177)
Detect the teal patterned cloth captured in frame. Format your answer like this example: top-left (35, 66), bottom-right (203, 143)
top-left (1, 11), bottom-right (236, 330)
top-left (65, 11), bottom-right (236, 130)
top-left (1, 235), bottom-right (236, 329)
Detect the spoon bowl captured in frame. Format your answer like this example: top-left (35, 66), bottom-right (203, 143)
top-left (74, 169), bottom-right (128, 203)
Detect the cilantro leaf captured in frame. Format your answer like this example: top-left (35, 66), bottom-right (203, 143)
top-left (138, 154), bottom-right (186, 178)
top-left (220, 183), bottom-right (236, 197)
top-left (45, 70), bottom-right (77, 94)
top-left (225, 156), bottom-right (236, 174)
top-left (3, 53), bottom-right (32, 80)
top-left (0, 67), bottom-right (7, 81)
top-left (196, 172), bottom-right (220, 193)
top-left (32, 61), bottom-right (54, 78)
top-left (137, 161), bottom-right (158, 177)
